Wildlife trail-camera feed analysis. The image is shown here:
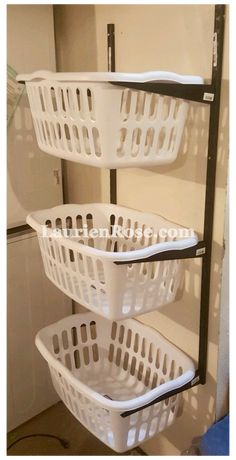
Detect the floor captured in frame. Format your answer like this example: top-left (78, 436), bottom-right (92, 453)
top-left (7, 402), bottom-right (145, 456)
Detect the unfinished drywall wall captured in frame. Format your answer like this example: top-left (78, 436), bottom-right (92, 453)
top-left (54, 5), bottom-right (229, 455)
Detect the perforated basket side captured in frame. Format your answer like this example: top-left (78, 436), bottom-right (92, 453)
top-left (24, 80), bottom-right (189, 167)
top-left (35, 313), bottom-right (195, 412)
top-left (27, 204), bottom-right (197, 319)
top-left (35, 313), bottom-right (194, 452)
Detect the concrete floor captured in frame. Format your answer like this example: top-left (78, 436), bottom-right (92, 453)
top-left (7, 402), bottom-right (145, 456)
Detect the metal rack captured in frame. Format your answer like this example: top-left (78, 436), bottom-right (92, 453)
top-left (107, 4), bottom-right (226, 415)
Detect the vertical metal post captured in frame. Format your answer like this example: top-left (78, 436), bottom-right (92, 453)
top-left (198, 5), bottom-right (225, 383)
top-left (107, 24), bottom-right (117, 205)
top-left (107, 24), bottom-right (115, 72)
top-left (106, 6), bottom-right (226, 389)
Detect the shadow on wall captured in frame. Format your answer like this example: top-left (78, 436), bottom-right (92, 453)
top-left (141, 82), bottom-right (229, 454)
top-left (143, 371), bottom-right (217, 453)
top-left (138, 81), bottom-right (228, 350)
top-left (7, 91), bottom-right (102, 209)
top-left (8, 93), bottom-right (57, 211)
top-left (158, 238), bottom-right (224, 346)
top-left (143, 80), bottom-right (228, 190)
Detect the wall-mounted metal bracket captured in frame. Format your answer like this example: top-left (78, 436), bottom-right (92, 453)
top-left (108, 4), bottom-right (226, 407)
top-left (111, 81), bottom-right (215, 105)
top-left (114, 241), bottom-right (206, 265)
top-left (120, 370), bottom-right (201, 418)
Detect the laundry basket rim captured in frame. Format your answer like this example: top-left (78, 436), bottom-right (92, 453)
top-left (17, 70), bottom-right (204, 84)
top-left (26, 203), bottom-right (198, 262)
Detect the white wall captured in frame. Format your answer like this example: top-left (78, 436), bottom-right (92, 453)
top-left (7, 5), bottom-right (63, 228)
top-left (216, 187), bottom-right (229, 420)
top-left (54, 5), bottom-right (229, 455)
top-left (7, 5), bottom-right (56, 73)
top-left (96, 7), bottom-right (229, 455)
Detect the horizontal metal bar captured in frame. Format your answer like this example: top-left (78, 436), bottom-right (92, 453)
top-left (114, 241), bottom-right (206, 265)
top-left (111, 82), bottom-right (214, 104)
top-left (120, 370), bottom-right (200, 418)
top-left (7, 224), bottom-right (31, 236)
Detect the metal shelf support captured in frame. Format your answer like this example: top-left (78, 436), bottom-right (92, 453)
top-left (198, 4), bottom-right (225, 384)
top-left (111, 82), bottom-right (215, 105)
top-left (108, 4), bottom-right (226, 414)
top-left (107, 24), bottom-right (117, 205)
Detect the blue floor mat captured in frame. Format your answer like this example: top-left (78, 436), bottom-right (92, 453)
top-left (199, 415), bottom-right (229, 456)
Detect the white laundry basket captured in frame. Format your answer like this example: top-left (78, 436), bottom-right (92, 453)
top-left (17, 71), bottom-right (203, 168)
top-left (35, 312), bottom-right (195, 452)
top-left (27, 203), bottom-right (198, 320)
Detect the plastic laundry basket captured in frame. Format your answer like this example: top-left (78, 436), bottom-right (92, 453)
top-left (27, 203), bottom-right (198, 320)
top-left (35, 312), bottom-right (195, 452)
top-left (17, 71), bottom-right (203, 168)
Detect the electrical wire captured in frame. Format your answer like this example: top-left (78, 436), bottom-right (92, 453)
top-left (7, 433), bottom-right (69, 451)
